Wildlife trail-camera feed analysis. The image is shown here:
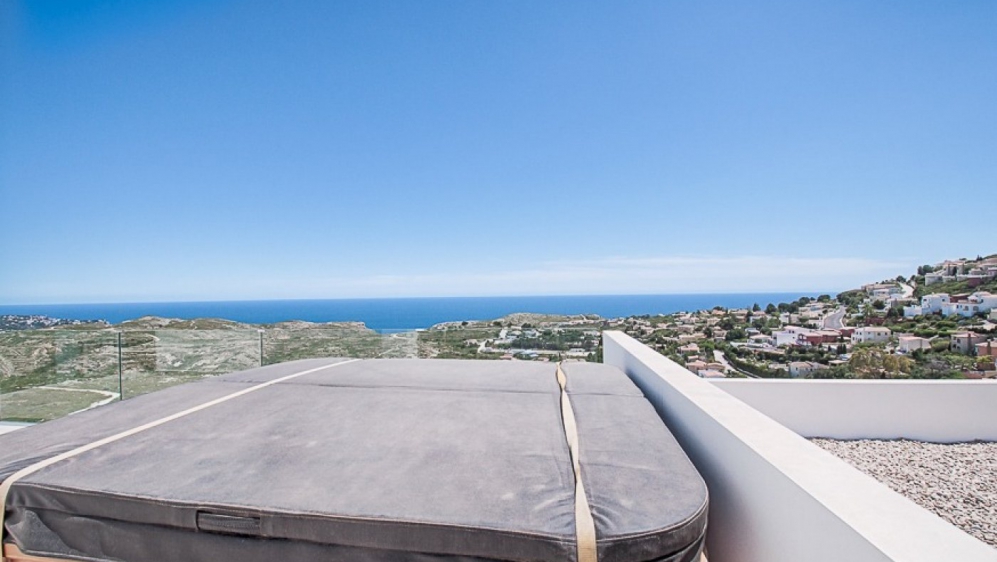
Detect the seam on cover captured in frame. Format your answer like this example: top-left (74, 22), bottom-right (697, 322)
top-left (217, 379), bottom-right (644, 398)
top-left (15, 482), bottom-right (576, 543)
top-left (595, 498), bottom-right (709, 544)
top-left (265, 382), bottom-right (559, 395)
top-left (12, 546), bottom-right (107, 562)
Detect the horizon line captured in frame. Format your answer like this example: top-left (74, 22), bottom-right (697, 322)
top-left (0, 290), bottom-right (844, 308)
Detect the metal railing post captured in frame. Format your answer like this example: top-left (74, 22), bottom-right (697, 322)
top-left (117, 331), bottom-right (123, 401)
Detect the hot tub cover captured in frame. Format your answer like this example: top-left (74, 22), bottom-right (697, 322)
top-left (0, 358), bottom-right (707, 562)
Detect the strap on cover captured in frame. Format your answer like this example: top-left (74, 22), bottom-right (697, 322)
top-left (556, 363), bottom-right (598, 562)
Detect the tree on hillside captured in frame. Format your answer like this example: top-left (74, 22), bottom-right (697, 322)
top-left (809, 365), bottom-right (852, 379)
top-left (912, 355), bottom-right (971, 379)
top-left (724, 328), bottom-right (746, 342)
top-left (848, 347), bottom-right (913, 379)
top-left (752, 303), bottom-right (761, 312)
top-left (837, 291), bottom-right (864, 307)
top-left (765, 303), bottom-right (777, 315)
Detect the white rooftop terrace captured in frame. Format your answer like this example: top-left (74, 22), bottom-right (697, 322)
top-left (603, 330), bottom-right (997, 562)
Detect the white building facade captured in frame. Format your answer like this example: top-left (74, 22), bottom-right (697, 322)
top-left (789, 361), bottom-right (818, 378)
top-left (952, 292), bottom-right (997, 318)
top-left (852, 327), bottom-right (892, 344)
top-left (773, 326), bottom-right (809, 347)
top-left (921, 294), bottom-right (950, 314)
top-left (898, 336), bottom-right (932, 353)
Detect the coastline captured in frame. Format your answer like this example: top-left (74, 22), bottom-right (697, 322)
top-left (0, 292), bottom-right (829, 332)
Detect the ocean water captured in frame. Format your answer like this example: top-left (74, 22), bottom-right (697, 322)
top-left (0, 293), bottom-right (824, 333)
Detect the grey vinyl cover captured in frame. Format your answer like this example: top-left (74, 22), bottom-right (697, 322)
top-left (1, 359), bottom-right (707, 562)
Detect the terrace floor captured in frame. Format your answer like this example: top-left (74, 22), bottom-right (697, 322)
top-left (811, 438), bottom-right (997, 548)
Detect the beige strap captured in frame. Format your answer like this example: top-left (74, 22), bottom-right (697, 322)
top-left (556, 364), bottom-right (598, 562)
top-left (0, 359), bottom-right (359, 549)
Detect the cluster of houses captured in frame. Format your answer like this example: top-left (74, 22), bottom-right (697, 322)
top-left (755, 325), bottom-right (893, 348)
top-left (723, 310), bottom-right (997, 378)
top-left (903, 291), bottom-right (997, 319)
top-left (682, 352), bottom-right (728, 380)
top-left (860, 282), bottom-right (911, 308)
top-left (923, 258), bottom-right (997, 287)
top-left (765, 324), bottom-right (996, 355)
top-left (434, 316), bottom-right (606, 361)
top-left (0, 315), bottom-right (105, 331)
top-left (654, 258), bottom-right (997, 379)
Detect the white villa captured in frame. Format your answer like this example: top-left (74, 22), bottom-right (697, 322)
top-left (952, 292), bottom-right (997, 318)
top-left (922, 294), bottom-right (950, 313)
top-left (773, 326), bottom-right (809, 347)
top-left (788, 361), bottom-right (818, 377)
top-left (903, 292), bottom-right (997, 318)
top-left (897, 336), bottom-right (932, 353)
top-left (852, 327), bottom-right (892, 344)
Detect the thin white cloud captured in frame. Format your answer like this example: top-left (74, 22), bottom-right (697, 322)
top-left (2, 255), bottom-right (914, 303)
top-left (277, 255), bottom-right (913, 299)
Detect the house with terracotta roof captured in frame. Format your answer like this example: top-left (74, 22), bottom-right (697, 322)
top-left (951, 332), bottom-right (988, 354)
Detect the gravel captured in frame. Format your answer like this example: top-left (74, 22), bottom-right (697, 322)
top-left (811, 438), bottom-right (997, 547)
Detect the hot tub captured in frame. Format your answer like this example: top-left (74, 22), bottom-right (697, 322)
top-left (1, 358), bottom-right (707, 562)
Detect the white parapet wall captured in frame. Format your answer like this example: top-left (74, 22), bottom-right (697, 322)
top-left (710, 378), bottom-right (997, 443)
top-left (602, 331), bottom-right (997, 562)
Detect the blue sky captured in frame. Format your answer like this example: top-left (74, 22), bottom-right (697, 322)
top-left (1, 1), bottom-right (995, 304)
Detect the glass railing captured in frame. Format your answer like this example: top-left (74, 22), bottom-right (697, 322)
top-left (0, 326), bottom-right (601, 425)
top-left (0, 330), bottom-right (120, 424)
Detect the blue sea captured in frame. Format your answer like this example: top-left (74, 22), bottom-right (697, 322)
top-left (0, 293), bottom-right (825, 333)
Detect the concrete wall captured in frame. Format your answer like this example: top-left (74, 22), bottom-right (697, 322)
top-left (711, 379), bottom-right (997, 443)
top-left (602, 331), bottom-right (996, 562)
